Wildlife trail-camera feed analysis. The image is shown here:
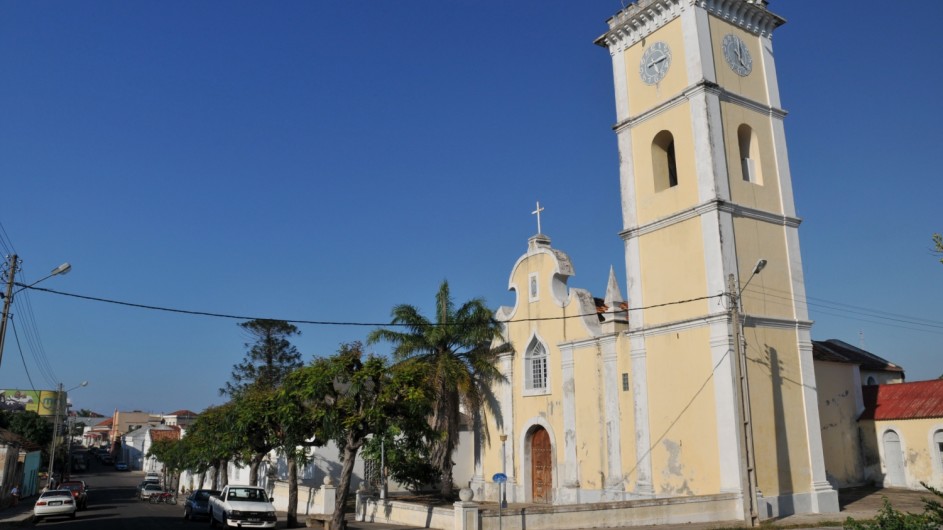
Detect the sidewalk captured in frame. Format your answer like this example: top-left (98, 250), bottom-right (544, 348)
top-left (0, 486), bottom-right (933, 529)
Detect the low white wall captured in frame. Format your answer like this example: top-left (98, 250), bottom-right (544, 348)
top-left (478, 493), bottom-right (741, 530)
top-left (271, 480), bottom-right (327, 514)
top-left (356, 492), bottom-right (742, 530)
top-left (358, 496), bottom-right (455, 530)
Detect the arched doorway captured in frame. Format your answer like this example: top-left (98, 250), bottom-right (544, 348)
top-left (531, 427), bottom-right (552, 503)
top-left (883, 430), bottom-right (906, 486)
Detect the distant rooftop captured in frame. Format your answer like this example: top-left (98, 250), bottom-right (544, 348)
top-left (812, 339), bottom-right (904, 374)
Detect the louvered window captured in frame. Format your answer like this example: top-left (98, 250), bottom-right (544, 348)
top-left (525, 342), bottom-right (548, 391)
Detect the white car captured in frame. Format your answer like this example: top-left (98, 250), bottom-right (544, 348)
top-left (144, 472), bottom-right (160, 482)
top-left (140, 483), bottom-right (163, 501)
top-left (34, 489), bottom-right (77, 521)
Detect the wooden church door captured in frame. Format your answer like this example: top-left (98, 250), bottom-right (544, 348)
top-left (531, 427), bottom-right (552, 503)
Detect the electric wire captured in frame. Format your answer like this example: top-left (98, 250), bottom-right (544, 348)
top-left (10, 317), bottom-right (38, 393)
top-left (21, 284), bottom-right (723, 327)
top-left (12, 288), bottom-right (59, 387)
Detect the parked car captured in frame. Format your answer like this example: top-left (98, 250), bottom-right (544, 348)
top-left (183, 489), bottom-right (221, 520)
top-left (59, 481), bottom-right (88, 510)
top-left (144, 472), bottom-right (160, 482)
top-left (140, 483), bottom-right (163, 501)
top-left (114, 461), bottom-right (129, 471)
top-left (100, 454), bottom-right (114, 465)
top-left (33, 489), bottom-right (77, 521)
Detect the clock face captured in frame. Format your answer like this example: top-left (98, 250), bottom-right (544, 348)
top-left (639, 42), bottom-right (671, 85)
top-left (722, 34), bottom-right (752, 77)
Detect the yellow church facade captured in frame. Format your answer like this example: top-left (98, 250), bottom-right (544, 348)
top-left (471, 0), bottom-right (839, 524)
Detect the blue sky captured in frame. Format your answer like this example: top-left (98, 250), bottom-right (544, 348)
top-left (1, 1), bottom-right (941, 415)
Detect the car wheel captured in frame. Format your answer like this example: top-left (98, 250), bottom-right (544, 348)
top-left (33, 516), bottom-right (42, 523)
top-left (209, 513), bottom-right (216, 527)
top-left (184, 507), bottom-right (190, 520)
top-left (70, 511), bottom-right (77, 519)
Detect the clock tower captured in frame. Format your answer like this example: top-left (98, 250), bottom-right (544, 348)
top-left (596, 0), bottom-right (838, 520)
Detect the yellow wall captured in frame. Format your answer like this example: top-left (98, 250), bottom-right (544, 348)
top-left (741, 326), bottom-right (813, 497)
top-left (814, 361), bottom-right (867, 487)
top-left (708, 19), bottom-right (770, 105)
top-left (637, 218), bottom-right (709, 325)
top-left (732, 218), bottom-right (793, 320)
top-left (624, 18), bottom-right (688, 116)
top-left (863, 419), bottom-right (943, 489)
top-left (644, 328), bottom-right (720, 495)
top-left (721, 103), bottom-right (783, 211)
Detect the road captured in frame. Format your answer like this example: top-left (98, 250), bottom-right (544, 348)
top-left (28, 451), bottom-right (194, 529)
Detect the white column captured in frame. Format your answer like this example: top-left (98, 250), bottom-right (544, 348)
top-left (629, 336), bottom-right (653, 496)
top-left (560, 343), bottom-right (581, 502)
top-left (601, 336), bottom-right (625, 499)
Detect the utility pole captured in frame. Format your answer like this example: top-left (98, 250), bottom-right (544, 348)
top-left (47, 383), bottom-right (64, 488)
top-left (729, 273), bottom-right (759, 527)
top-left (0, 254), bottom-right (19, 371)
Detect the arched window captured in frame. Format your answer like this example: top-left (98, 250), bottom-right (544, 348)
top-left (866, 376), bottom-right (877, 386)
top-left (737, 124), bottom-right (763, 185)
top-left (525, 339), bottom-right (548, 392)
top-left (652, 130), bottom-right (679, 192)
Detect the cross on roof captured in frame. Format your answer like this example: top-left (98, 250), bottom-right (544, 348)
top-left (532, 201), bottom-right (545, 234)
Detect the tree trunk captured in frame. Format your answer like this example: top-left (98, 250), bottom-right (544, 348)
top-left (332, 434), bottom-right (363, 530)
top-left (219, 458), bottom-right (229, 488)
top-left (249, 453), bottom-right (263, 486)
top-left (198, 471), bottom-right (205, 490)
top-left (287, 455), bottom-right (298, 528)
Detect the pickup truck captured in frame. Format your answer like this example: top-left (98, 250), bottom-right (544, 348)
top-left (208, 485), bottom-right (277, 528)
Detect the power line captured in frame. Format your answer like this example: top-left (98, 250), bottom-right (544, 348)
top-left (10, 318), bottom-right (38, 393)
top-left (22, 284), bottom-right (721, 327)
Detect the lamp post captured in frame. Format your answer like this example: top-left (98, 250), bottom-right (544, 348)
top-left (0, 257), bottom-right (71, 371)
top-left (47, 381), bottom-right (87, 488)
top-left (729, 258), bottom-right (766, 527)
top-left (499, 434), bottom-right (508, 508)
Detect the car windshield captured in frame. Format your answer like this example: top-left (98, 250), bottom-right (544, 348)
top-left (61, 484), bottom-right (82, 491)
top-left (144, 485), bottom-right (162, 491)
top-left (228, 487), bottom-right (267, 502)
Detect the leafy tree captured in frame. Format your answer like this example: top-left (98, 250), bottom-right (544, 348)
top-left (148, 438), bottom-right (185, 492)
top-left (368, 280), bottom-right (510, 498)
top-left (239, 380), bottom-right (315, 527)
top-left (933, 233), bottom-right (943, 265)
top-left (222, 319), bottom-right (303, 397)
top-left (281, 342), bottom-right (433, 530)
top-left (75, 409), bottom-right (102, 417)
top-left (181, 403), bottom-right (242, 489)
top-left (0, 410), bottom-right (54, 449)
top-left (221, 319), bottom-right (303, 486)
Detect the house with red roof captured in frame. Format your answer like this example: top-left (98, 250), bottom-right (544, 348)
top-left (813, 339), bottom-right (943, 490)
top-left (858, 379), bottom-right (943, 489)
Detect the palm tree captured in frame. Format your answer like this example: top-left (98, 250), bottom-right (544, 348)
top-left (368, 280), bottom-right (511, 498)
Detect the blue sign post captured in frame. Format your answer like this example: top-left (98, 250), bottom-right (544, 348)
top-left (492, 473), bottom-right (507, 530)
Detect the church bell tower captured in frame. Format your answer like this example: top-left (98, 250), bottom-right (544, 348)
top-left (596, 0), bottom-right (838, 519)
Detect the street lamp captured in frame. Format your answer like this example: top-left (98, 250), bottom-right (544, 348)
top-left (728, 258), bottom-right (766, 527)
top-left (0, 256), bottom-right (71, 370)
top-left (499, 434), bottom-right (508, 508)
top-left (47, 381), bottom-right (88, 488)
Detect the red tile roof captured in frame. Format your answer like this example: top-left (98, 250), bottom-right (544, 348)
top-left (150, 426), bottom-right (181, 442)
top-left (167, 409), bottom-right (198, 417)
top-left (94, 418), bottom-right (113, 427)
top-left (860, 379), bottom-right (943, 421)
